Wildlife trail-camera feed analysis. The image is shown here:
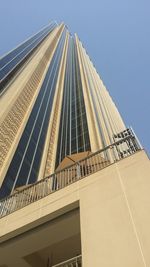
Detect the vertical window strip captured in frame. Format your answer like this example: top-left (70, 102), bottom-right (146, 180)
top-left (74, 43), bottom-right (90, 152)
top-left (65, 41), bottom-right (71, 157)
top-left (0, 30), bottom-right (66, 199)
top-left (69, 41), bottom-right (72, 155)
top-left (72, 40), bottom-right (79, 153)
top-left (58, 38), bottom-right (70, 163)
top-left (75, 54), bottom-right (85, 151)
top-left (55, 36), bottom-right (91, 168)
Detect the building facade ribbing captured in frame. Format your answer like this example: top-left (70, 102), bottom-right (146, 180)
top-left (0, 22), bottom-right (150, 267)
top-left (0, 22), bottom-right (125, 198)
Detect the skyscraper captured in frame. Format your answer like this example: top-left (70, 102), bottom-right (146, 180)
top-left (0, 22), bottom-right (125, 197)
top-left (0, 22), bottom-right (150, 267)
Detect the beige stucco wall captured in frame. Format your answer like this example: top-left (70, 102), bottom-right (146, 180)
top-left (0, 24), bottom-right (64, 186)
top-left (75, 35), bottom-right (126, 152)
top-left (0, 150), bottom-right (150, 267)
top-left (80, 151), bottom-right (150, 267)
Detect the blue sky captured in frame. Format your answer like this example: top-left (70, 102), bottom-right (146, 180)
top-left (0, 0), bottom-right (150, 154)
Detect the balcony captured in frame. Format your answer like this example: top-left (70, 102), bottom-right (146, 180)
top-left (0, 128), bottom-right (142, 218)
top-left (51, 255), bottom-right (82, 267)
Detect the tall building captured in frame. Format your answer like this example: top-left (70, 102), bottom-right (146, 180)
top-left (0, 22), bottom-right (150, 267)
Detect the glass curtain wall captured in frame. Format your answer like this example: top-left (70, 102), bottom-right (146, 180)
top-left (55, 36), bottom-right (91, 167)
top-left (0, 22), bottom-right (57, 94)
top-left (0, 30), bottom-right (66, 199)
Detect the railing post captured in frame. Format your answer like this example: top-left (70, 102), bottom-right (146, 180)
top-left (52, 174), bottom-right (58, 191)
top-left (76, 163), bottom-right (81, 179)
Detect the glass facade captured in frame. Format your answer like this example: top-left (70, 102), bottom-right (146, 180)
top-left (0, 22), bottom-right (126, 200)
top-left (0, 22), bottom-right (57, 94)
top-left (0, 30), bottom-right (66, 199)
top-left (55, 36), bottom-right (91, 167)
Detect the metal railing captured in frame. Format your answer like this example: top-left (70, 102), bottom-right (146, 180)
top-left (51, 255), bottom-right (82, 267)
top-left (0, 128), bottom-right (142, 218)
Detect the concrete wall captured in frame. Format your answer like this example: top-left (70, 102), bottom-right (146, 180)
top-left (0, 150), bottom-right (150, 266)
top-left (80, 151), bottom-right (150, 267)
